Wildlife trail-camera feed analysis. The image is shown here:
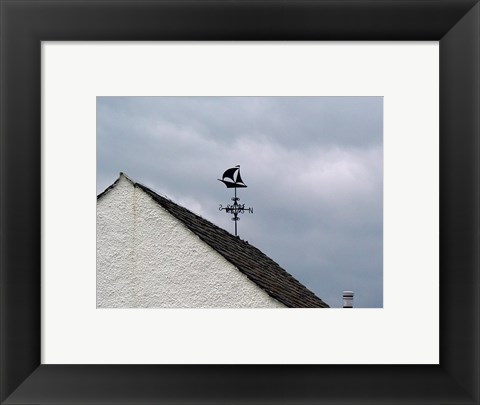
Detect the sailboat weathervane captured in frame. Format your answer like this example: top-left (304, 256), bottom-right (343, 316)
top-left (218, 165), bottom-right (253, 237)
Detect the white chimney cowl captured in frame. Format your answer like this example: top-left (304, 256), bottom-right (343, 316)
top-left (343, 291), bottom-right (354, 308)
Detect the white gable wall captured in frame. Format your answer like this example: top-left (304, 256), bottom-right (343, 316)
top-left (97, 176), bottom-right (285, 308)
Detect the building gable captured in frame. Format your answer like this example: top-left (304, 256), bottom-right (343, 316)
top-left (97, 175), bottom-right (285, 308)
top-left (98, 173), bottom-right (329, 308)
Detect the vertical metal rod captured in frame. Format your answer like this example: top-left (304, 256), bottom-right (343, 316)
top-left (234, 187), bottom-right (237, 236)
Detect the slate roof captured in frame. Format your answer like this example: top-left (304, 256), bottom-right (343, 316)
top-left (98, 173), bottom-right (329, 308)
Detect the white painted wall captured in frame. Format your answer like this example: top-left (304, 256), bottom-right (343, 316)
top-left (97, 175), bottom-right (285, 308)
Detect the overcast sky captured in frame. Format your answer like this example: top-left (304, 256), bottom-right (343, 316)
top-left (97, 97), bottom-right (383, 308)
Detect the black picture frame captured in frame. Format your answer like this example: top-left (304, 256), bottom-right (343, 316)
top-left (1, 0), bottom-right (479, 404)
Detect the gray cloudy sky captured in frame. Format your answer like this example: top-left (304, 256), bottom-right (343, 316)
top-left (97, 97), bottom-right (383, 308)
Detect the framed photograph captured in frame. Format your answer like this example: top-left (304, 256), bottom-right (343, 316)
top-left (1, 1), bottom-right (479, 404)
top-left (42, 43), bottom-right (436, 366)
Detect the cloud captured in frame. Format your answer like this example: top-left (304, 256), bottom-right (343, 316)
top-left (97, 96), bottom-right (383, 307)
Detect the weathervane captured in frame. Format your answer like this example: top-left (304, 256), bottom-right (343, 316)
top-left (218, 165), bottom-right (253, 237)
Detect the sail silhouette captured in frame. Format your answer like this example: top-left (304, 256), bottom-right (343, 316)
top-left (218, 165), bottom-right (247, 188)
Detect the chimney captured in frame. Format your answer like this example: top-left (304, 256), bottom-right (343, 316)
top-left (343, 291), bottom-right (354, 308)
